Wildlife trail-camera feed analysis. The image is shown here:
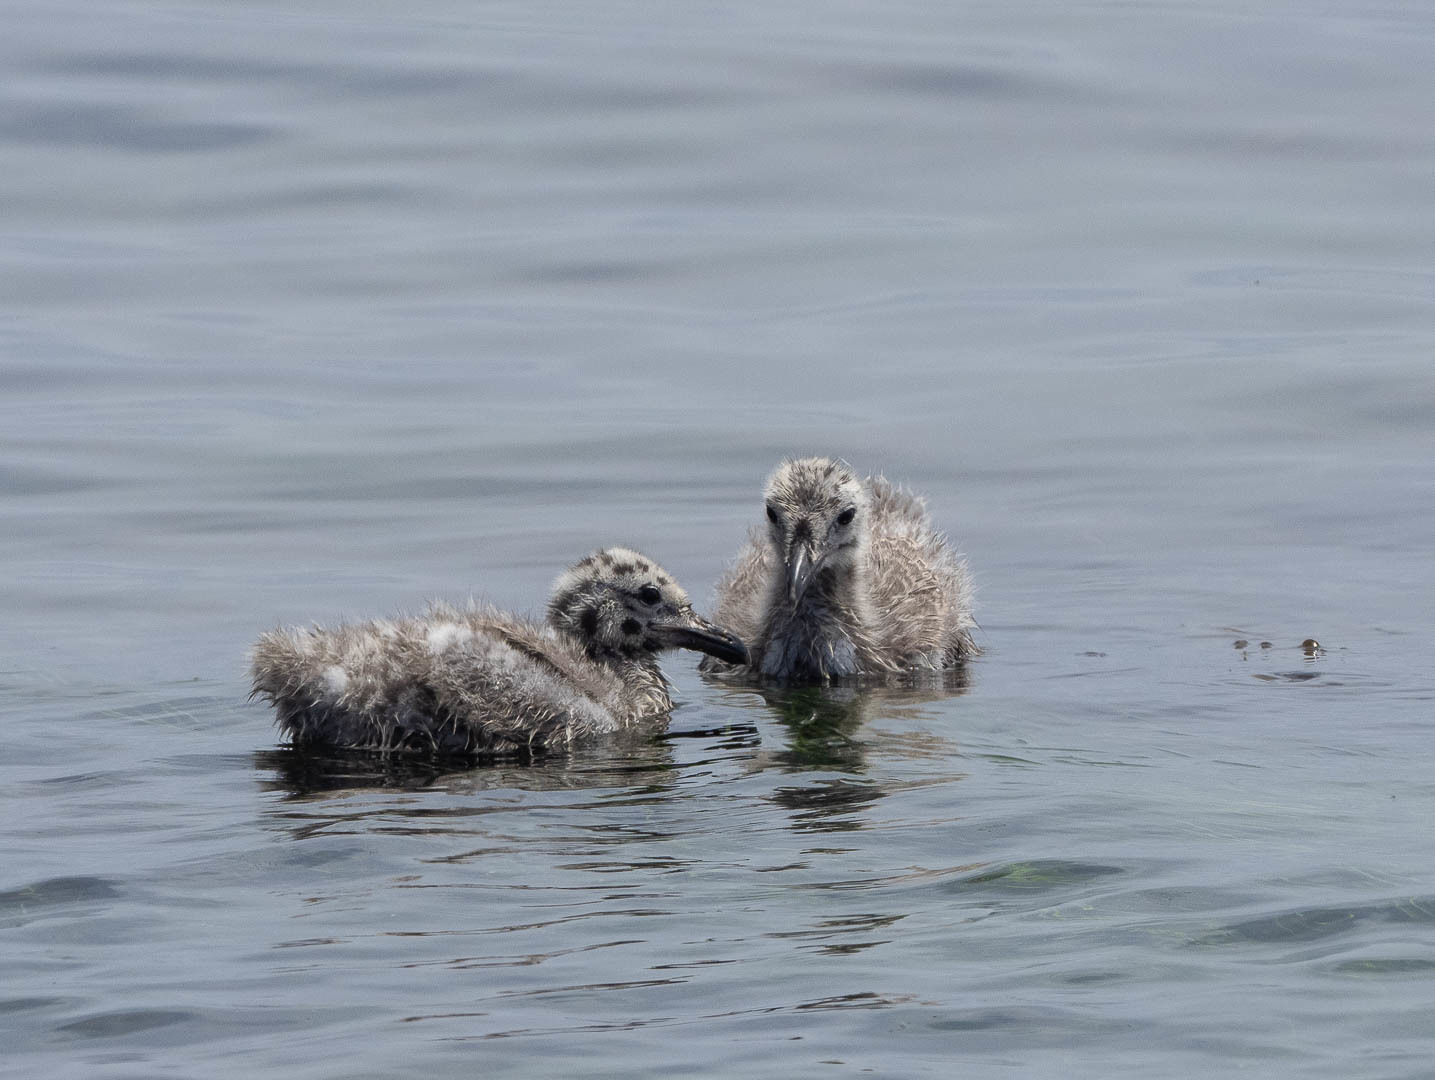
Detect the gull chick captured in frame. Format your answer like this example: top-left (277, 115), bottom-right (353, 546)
top-left (251, 548), bottom-right (748, 755)
top-left (704, 457), bottom-right (976, 681)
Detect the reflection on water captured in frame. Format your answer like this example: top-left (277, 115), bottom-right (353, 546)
top-left (762, 685), bottom-right (874, 772)
top-left (770, 778), bottom-right (885, 833)
top-left (720, 678), bottom-right (971, 832)
top-left (252, 677), bottom-right (973, 852)
top-left (257, 739), bottom-right (687, 807)
top-left (745, 673), bottom-right (970, 772)
top-left (256, 747), bottom-right (498, 798)
top-left (256, 675), bottom-right (965, 813)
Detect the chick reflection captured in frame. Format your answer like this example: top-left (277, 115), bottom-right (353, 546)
top-left (759, 684), bottom-right (875, 773)
top-left (256, 731), bottom-right (680, 803)
top-left (771, 775), bottom-right (886, 833)
top-left (743, 674), bottom-right (969, 833)
top-left (747, 670), bottom-right (969, 773)
top-left (256, 746), bottom-right (468, 797)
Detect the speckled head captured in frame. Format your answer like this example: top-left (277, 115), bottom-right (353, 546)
top-left (548, 547), bottom-right (748, 665)
top-left (762, 457), bottom-right (869, 603)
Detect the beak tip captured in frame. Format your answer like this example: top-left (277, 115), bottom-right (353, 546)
top-left (706, 627), bottom-right (750, 667)
top-left (655, 616), bottom-right (750, 667)
top-left (710, 625), bottom-right (750, 667)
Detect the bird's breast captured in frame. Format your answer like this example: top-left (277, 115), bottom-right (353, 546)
top-left (757, 612), bottom-right (862, 680)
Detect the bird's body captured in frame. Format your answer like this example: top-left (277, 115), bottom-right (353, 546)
top-left (251, 548), bottom-right (747, 755)
top-left (705, 458), bottom-right (975, 682)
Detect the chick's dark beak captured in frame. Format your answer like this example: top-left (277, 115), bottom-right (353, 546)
top-left (784, 538), bottom-right (820, 604)
top-left (650, 609), bottom-right (749, 666)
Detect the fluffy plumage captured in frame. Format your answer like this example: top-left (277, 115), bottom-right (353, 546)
top-left (704, 457), bottom-right (976, 681)
top-left (251, 548), bottom-right (747, 756)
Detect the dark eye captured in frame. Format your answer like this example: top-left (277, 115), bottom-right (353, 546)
top-left (765, 504), bottom-right (780, 524)
top-left (637, 584), bottom-right (662, 605)
top-left (836, 507), bottom-right (856, 527)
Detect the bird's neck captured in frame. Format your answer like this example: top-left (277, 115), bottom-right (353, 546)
top-left (759, 564), bottom-right (874, 679)
top-left (576, 639), bottom-right (671, 717)
top-left (550, 625), bottom-right (675, 720)
top-left (598, 649), bottom-right (674, 719)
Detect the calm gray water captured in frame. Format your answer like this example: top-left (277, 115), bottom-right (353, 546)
top-left (4, 1), bottom-right (1434, 1076)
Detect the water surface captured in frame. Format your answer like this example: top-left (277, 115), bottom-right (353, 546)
top-left (4, 1), bottom-right (1434, 1077)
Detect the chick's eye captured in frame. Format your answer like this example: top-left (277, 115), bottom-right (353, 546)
top-left (637, 584), bottom-right (662, 606)
top-left (836, 507), bottom-right (856, 527)
top-left (765, 504), bottom-right (780, 524)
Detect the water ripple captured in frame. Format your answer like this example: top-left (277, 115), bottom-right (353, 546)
top-left (0, 103), bottom-right (271, 152)
top-left (1191, 896), bottom-right (1435, 948)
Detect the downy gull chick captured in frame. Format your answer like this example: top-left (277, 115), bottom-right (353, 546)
top-left (703, 457), bottom-right (976, 681)
top-left (251, 547), bottom-right (748, 755)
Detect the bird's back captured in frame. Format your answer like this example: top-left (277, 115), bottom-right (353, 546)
top-left (862, 476), bottom-right (976, 667)
top-left (709, 526), bottom-right (775, 647)
top-left (251, 603), bottom-right (625, 755)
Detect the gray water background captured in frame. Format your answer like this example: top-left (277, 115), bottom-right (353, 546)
top-left (4, 1), bottom-right (1434, 1076)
